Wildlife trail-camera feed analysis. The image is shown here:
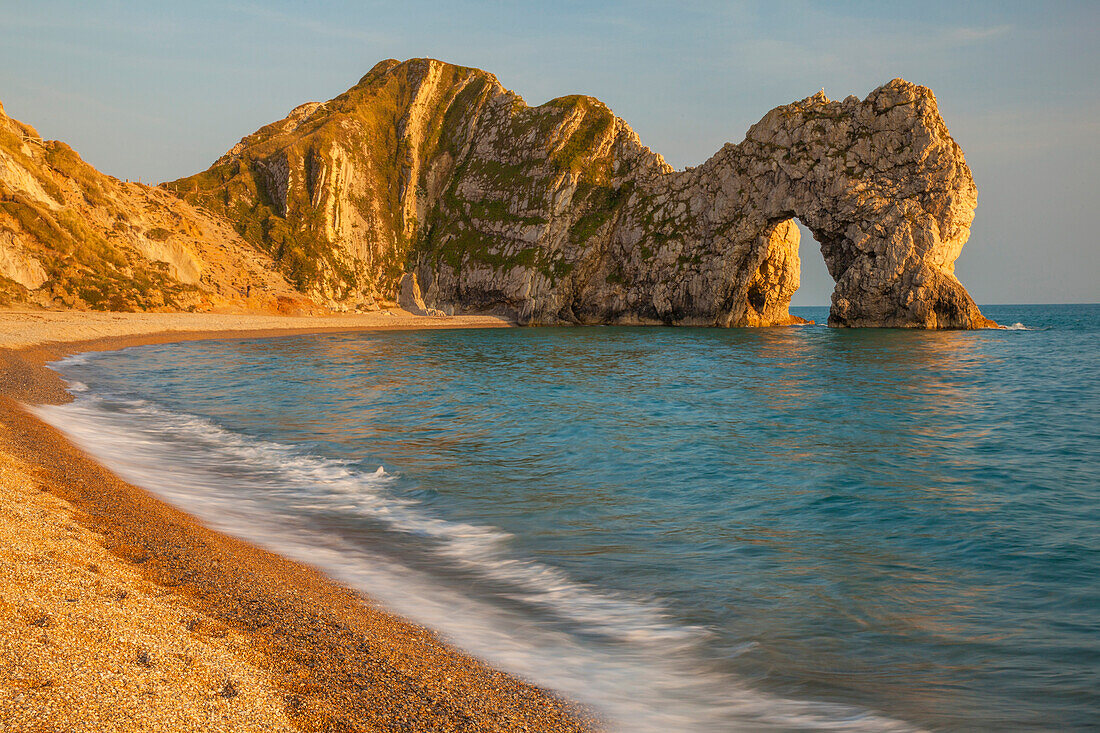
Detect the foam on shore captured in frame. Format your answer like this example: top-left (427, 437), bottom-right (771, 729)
top-left (34, 358), bottom-right (923, 733)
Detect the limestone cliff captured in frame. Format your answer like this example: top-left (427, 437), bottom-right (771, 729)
top-left (1, 59), bottom-right (990, 326)
top-left (171, 58), bottom-right (991, 328)
top-left (0, 100), bottom-right (307, 312)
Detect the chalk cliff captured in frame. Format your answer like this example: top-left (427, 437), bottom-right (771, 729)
top-left (0, 100), bottom-right (307, 312)
top-left (3, 59), bottom-right (990, 327)
top-left (171, 58), bottom-right (990, 328)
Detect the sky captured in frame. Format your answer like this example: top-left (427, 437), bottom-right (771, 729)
top-left (0, 0), bottom-right (1096, 305)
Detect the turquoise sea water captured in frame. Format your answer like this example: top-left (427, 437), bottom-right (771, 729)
top-left (38, 304), bottom-right (1099, 731)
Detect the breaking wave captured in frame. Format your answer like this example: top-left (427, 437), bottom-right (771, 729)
top-left (32, 359), bottom-right (921, 732)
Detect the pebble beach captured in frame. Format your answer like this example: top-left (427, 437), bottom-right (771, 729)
top-left (0, 308), bottom-right (599, 733)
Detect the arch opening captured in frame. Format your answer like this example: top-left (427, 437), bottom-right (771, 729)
top-left (789, 219), bottom-right (834, 309)
top-left (738, 217), bottom-right (838, 327)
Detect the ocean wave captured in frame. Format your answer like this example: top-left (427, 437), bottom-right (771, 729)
top-left (36, 391), bottom-right (703, 644)
top-left (30, 383), bottom-right (923, 732)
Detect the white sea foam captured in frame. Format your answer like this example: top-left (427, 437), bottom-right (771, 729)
top-left (31, 383), bottom-right (924, 732)
top-left (1003, 322), bottom-right (1032, 330)
top-left (52, 351), bottom-right (99, 367)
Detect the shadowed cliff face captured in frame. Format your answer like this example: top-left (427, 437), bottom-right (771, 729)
top-left (170, 58), bottom-right (990, 328)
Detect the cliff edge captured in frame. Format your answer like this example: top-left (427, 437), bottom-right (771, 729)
top-left (4, 59), bottom-right (991, 327)
top-left (0, 101), bottom-right (308, 312)
top-left (171, 59), bottom-right (991, 328)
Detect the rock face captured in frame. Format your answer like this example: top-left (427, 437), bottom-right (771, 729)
top-left (398, 271), bottom-right (447, 316)
top-left (172, 58), bottom-right (990, 328)
top-left (673, 83), bottom-right (993, 329)
top-left (0, 102), bottom-right (307, 311)
top-left (397, 272), bottom-right (428, 314)
top-left (2, 58), bottom-right (990, 326)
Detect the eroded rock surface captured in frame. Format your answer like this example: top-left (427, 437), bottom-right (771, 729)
top-left (173, 59), bottom-right (990, 328)
top-left (397, 272), bottom-right (444, 316)
top-left (1, 59), bottom-right (989, 326)
top-left (411, 75), bottom-right (991, 328)
top-left (677, 83), bottom-right (993, 328)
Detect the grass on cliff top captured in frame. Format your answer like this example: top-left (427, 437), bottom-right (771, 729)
top-left (43, 142), bottom-right (112, 208)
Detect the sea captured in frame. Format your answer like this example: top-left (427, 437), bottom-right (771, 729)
top-left (34, 304), bottom-right (1100, 731)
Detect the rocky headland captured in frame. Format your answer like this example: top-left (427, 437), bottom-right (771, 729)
top-left (3, 58), bottom-right (992, 328)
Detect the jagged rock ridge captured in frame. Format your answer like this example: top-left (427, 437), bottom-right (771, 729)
top-left (171, 58), bottom-right (992, 328)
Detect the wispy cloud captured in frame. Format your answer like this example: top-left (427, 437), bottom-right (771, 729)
top-left (946, 24), bottom-right (1012, 43)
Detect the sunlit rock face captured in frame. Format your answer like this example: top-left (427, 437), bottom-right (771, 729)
top-left (173, 59), bottom-right (992, 328)
top-left (0, 100), bottom-right (306, 312)
top-left (687, 80), bottom-right (994, 329)
top-left (414, 74), bottom-right (991, 328)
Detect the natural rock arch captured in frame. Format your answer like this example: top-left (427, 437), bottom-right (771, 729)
top-left (414, 75), bottom-right (993, 328)
top-left (169, 59), bottom-right (991, 328)
top-left (692, 80), bottom-right (993, 328)
top-left (551, 79), bottom-right (993, 329)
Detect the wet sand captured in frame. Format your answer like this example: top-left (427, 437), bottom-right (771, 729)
top-left (0, 309), bottom-right (597, 732)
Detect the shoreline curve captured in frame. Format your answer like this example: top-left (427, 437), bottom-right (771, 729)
top-left (0, 309), bottom-right (601, 732)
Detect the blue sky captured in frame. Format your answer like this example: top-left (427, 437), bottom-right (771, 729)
top-left (1, 0), bottom-right (1096, 304)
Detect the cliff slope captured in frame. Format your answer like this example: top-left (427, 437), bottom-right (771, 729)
top-left (0, 101), bottom-right (307, 312)
top-left (170, 58), bottom-right (991, 328)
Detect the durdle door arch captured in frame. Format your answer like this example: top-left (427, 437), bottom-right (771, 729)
top-left (661, 79), bottom-right (995, 329)
top-left (161, 59), bottom-right (991, 328)
top-left (441, 78), bottom-right (996, 329)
